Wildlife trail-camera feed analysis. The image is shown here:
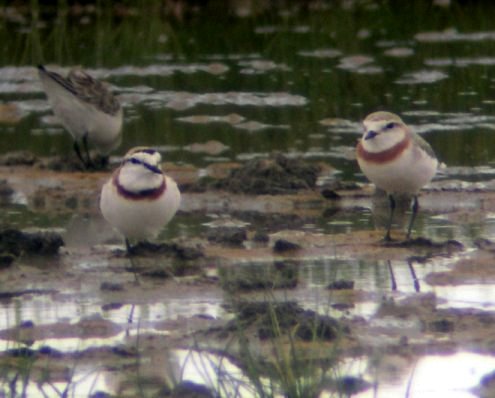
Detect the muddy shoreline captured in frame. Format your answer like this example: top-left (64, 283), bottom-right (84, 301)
top-left (1, 152), bottom-right (495, 396)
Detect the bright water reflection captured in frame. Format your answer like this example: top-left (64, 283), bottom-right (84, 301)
top-left (174, 350), bottom-right (495, 398)
top-left (353, 352), bottom-right (495, 398)
top-left (3, 349), bottom-right (494, 398)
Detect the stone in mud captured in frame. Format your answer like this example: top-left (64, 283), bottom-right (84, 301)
top-left (333, 376), bottom-right (371, 396)
top-left (20, 320), bottom-right (34, 328)
top-left (100, 282), bottom-right (125, 291)
top-left (332, 302), bottom-right (354, 311)
top-left (0, 288), bottom-right (57, 300)
top-left (0, 229), bottom-right (64, 257)
top-left (474, 237), bottom-right (495, 252)
top-left (206, 227), bottom-right (247, 246)
top-left (131, 262), bottom-right (197, 279)
top-left (0, 150), bottom-right (37, 166)
top-left (169, 381), bottom-right (216, 398)
top-left (0, 253), bottom-right (16, 268)
top-left (426, 318), bottom-right (455, 333)
top-left (319, 179), bottom-right (360, 200)
top-left (5, 347), bottom-right (36, 358)
top-left (384, 237), bottom-right (463, 250)
top-left (220, 261), bottom-right (298, 291)
top-left (320, 188), bottom-right (341, 200)
top-left (179, 176), bottom-right (210, 193)
top-left (38, 345), bottom-right (63, 358)
top-left (233, 211), bottom-right (315, 234)
top-left (129, 241), bottom-right (204, 260)
top-left (128, 241), bottom-right (170, 256)
top-left (273, 238), bottom-right (301, 252)
top-left (101, 302), bottom-right (124, 311)
top-left (89, 392), bottom-right (113, 398)
top-left (477, 370), bottom-right (495, 398)
top-left (112, 345), bottom-right (138, 357)
top-left (40, 153), bottom-right (111, 172)
top-left (5, 345), bottom-right (61, 359)
top-left (327, 279), bottom-right (354, 290)
top-left (212, 152), bottom-right (321, 194)
top-left (125, 242), bottom-right (204, 278)
top-left (40, 155), bottom-right (85, 172)
top-left (0, 103), bottom-right (22, 124)
top-left (252, 231), bottom-right (270, 243)
top-left (0, 179), bottom-right (14, 200)
top-left (174, 244), bottom-right (205, 261)
top-left (184, 140), bottom-right (229, 155)
top-left (230, 301), bottom-right (345, 341)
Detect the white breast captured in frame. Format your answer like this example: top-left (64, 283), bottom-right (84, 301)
top-left (100, 175), bottom-right (181, 241)
top-left (358, 144), bottom-right (438, 195)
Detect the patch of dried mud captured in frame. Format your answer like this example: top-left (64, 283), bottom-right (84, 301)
top-left (187, 152), bottom-right (324, 194)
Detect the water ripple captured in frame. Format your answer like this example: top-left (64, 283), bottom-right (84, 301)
top-left (415, 28), bottom-right (495, 42)
top-left (395, 70), bottom-right (449, 85)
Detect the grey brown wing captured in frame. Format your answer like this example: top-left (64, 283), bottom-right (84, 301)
top-left (412, 132), bottom-right (436, 160)
top-left (68, 69), bottom-right (121, 115)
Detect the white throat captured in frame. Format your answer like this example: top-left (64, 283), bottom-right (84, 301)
top-left (118, 163), bottom-right (163, 192)
top-left (361, 121), bottom-right (408, 153)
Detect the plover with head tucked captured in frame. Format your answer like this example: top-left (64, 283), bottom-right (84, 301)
top-left (356, 111), bottom-right (438, 241)
top-left (100, 147), bottom-right (181, 253)
top-left (38, 65), bottom-right (123, 169)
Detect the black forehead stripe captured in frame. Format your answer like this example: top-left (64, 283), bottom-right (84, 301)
top-left (144, 162), bottom-right (162, 174)
top-left (125, 157), bottom-right (162, 174)
top-left (142, 149), bottom-right (157, 155)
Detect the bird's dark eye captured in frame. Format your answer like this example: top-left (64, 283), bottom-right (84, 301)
top-left (129, 158), bottom-right (141, 165)
top-left (385, 122), bottom-right (396, 130)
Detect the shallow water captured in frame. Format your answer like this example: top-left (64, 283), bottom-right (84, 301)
top-left (2, 2), bottom-right (495, 174)
top-left (2, 1), bottom-right (495, 397)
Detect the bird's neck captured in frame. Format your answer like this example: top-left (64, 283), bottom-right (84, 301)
top-left (116, 165), bottom-right (164, 193)
top-left (357, 134), bottom-right (411, 164)
top-left (362, 129), bottom-right (408, 153)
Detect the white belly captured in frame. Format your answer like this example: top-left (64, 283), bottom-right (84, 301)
top-left (42, 76), bottom-right (123, 154)
top-left (100, 176), bottom-right (181, 241)
top-left (56, 100), bottom-right (123, 154)
top-left (358, 146), bottom-right (438, 194)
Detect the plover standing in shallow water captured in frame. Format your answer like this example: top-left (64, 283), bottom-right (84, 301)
top-left (356, 111), bottom-right (438, 241)
top-left (38, 65), bottom-right (123, 169)
top-left (100, 147), bottom-right (181, 253)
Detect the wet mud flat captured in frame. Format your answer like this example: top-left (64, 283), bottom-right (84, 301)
top-left (1, 153), bottom-right (495, 396)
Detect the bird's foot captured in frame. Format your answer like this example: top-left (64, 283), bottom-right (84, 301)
top-left (381, 232), bottom-right (394, 244)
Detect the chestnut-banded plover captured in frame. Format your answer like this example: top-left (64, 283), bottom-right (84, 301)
top-left (356, 111), bottom-right (438, 240)
top-left (100, 147), bottom-right (181, 253)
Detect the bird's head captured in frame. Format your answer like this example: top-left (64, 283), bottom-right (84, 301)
top-left (122, 147), bottom-right (163, 175)
top-left (361, 111), bottom-right (409, 152)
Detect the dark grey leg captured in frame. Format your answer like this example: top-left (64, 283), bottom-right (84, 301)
top-left (384, 194), bottom-right (396, 241)
top-left (407, 258), bottom-right (420, 292)
top-left (125, 238), bottom-right (139, 284)
top-left (125, 238), bottom-right (133, 255)
top-left (126, 304), bottom-right (136, 337)
top-left (387, 260), bottom-right (397, 291)
top-left (82, 133), bottom-right (94, 169)
top-left (406, 195), bottom-right (419, 240)
top-left (98, 155), bottom-right (109, 169)
top-left (73, 141), bottom-right (87, 168)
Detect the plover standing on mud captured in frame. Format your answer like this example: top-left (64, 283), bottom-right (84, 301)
top-left (38, 65), bottom-right (123, 169)
top-left (100, 147), bottom-right (181, 254)
top-left (356, 111), bottom-right (438, 241)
